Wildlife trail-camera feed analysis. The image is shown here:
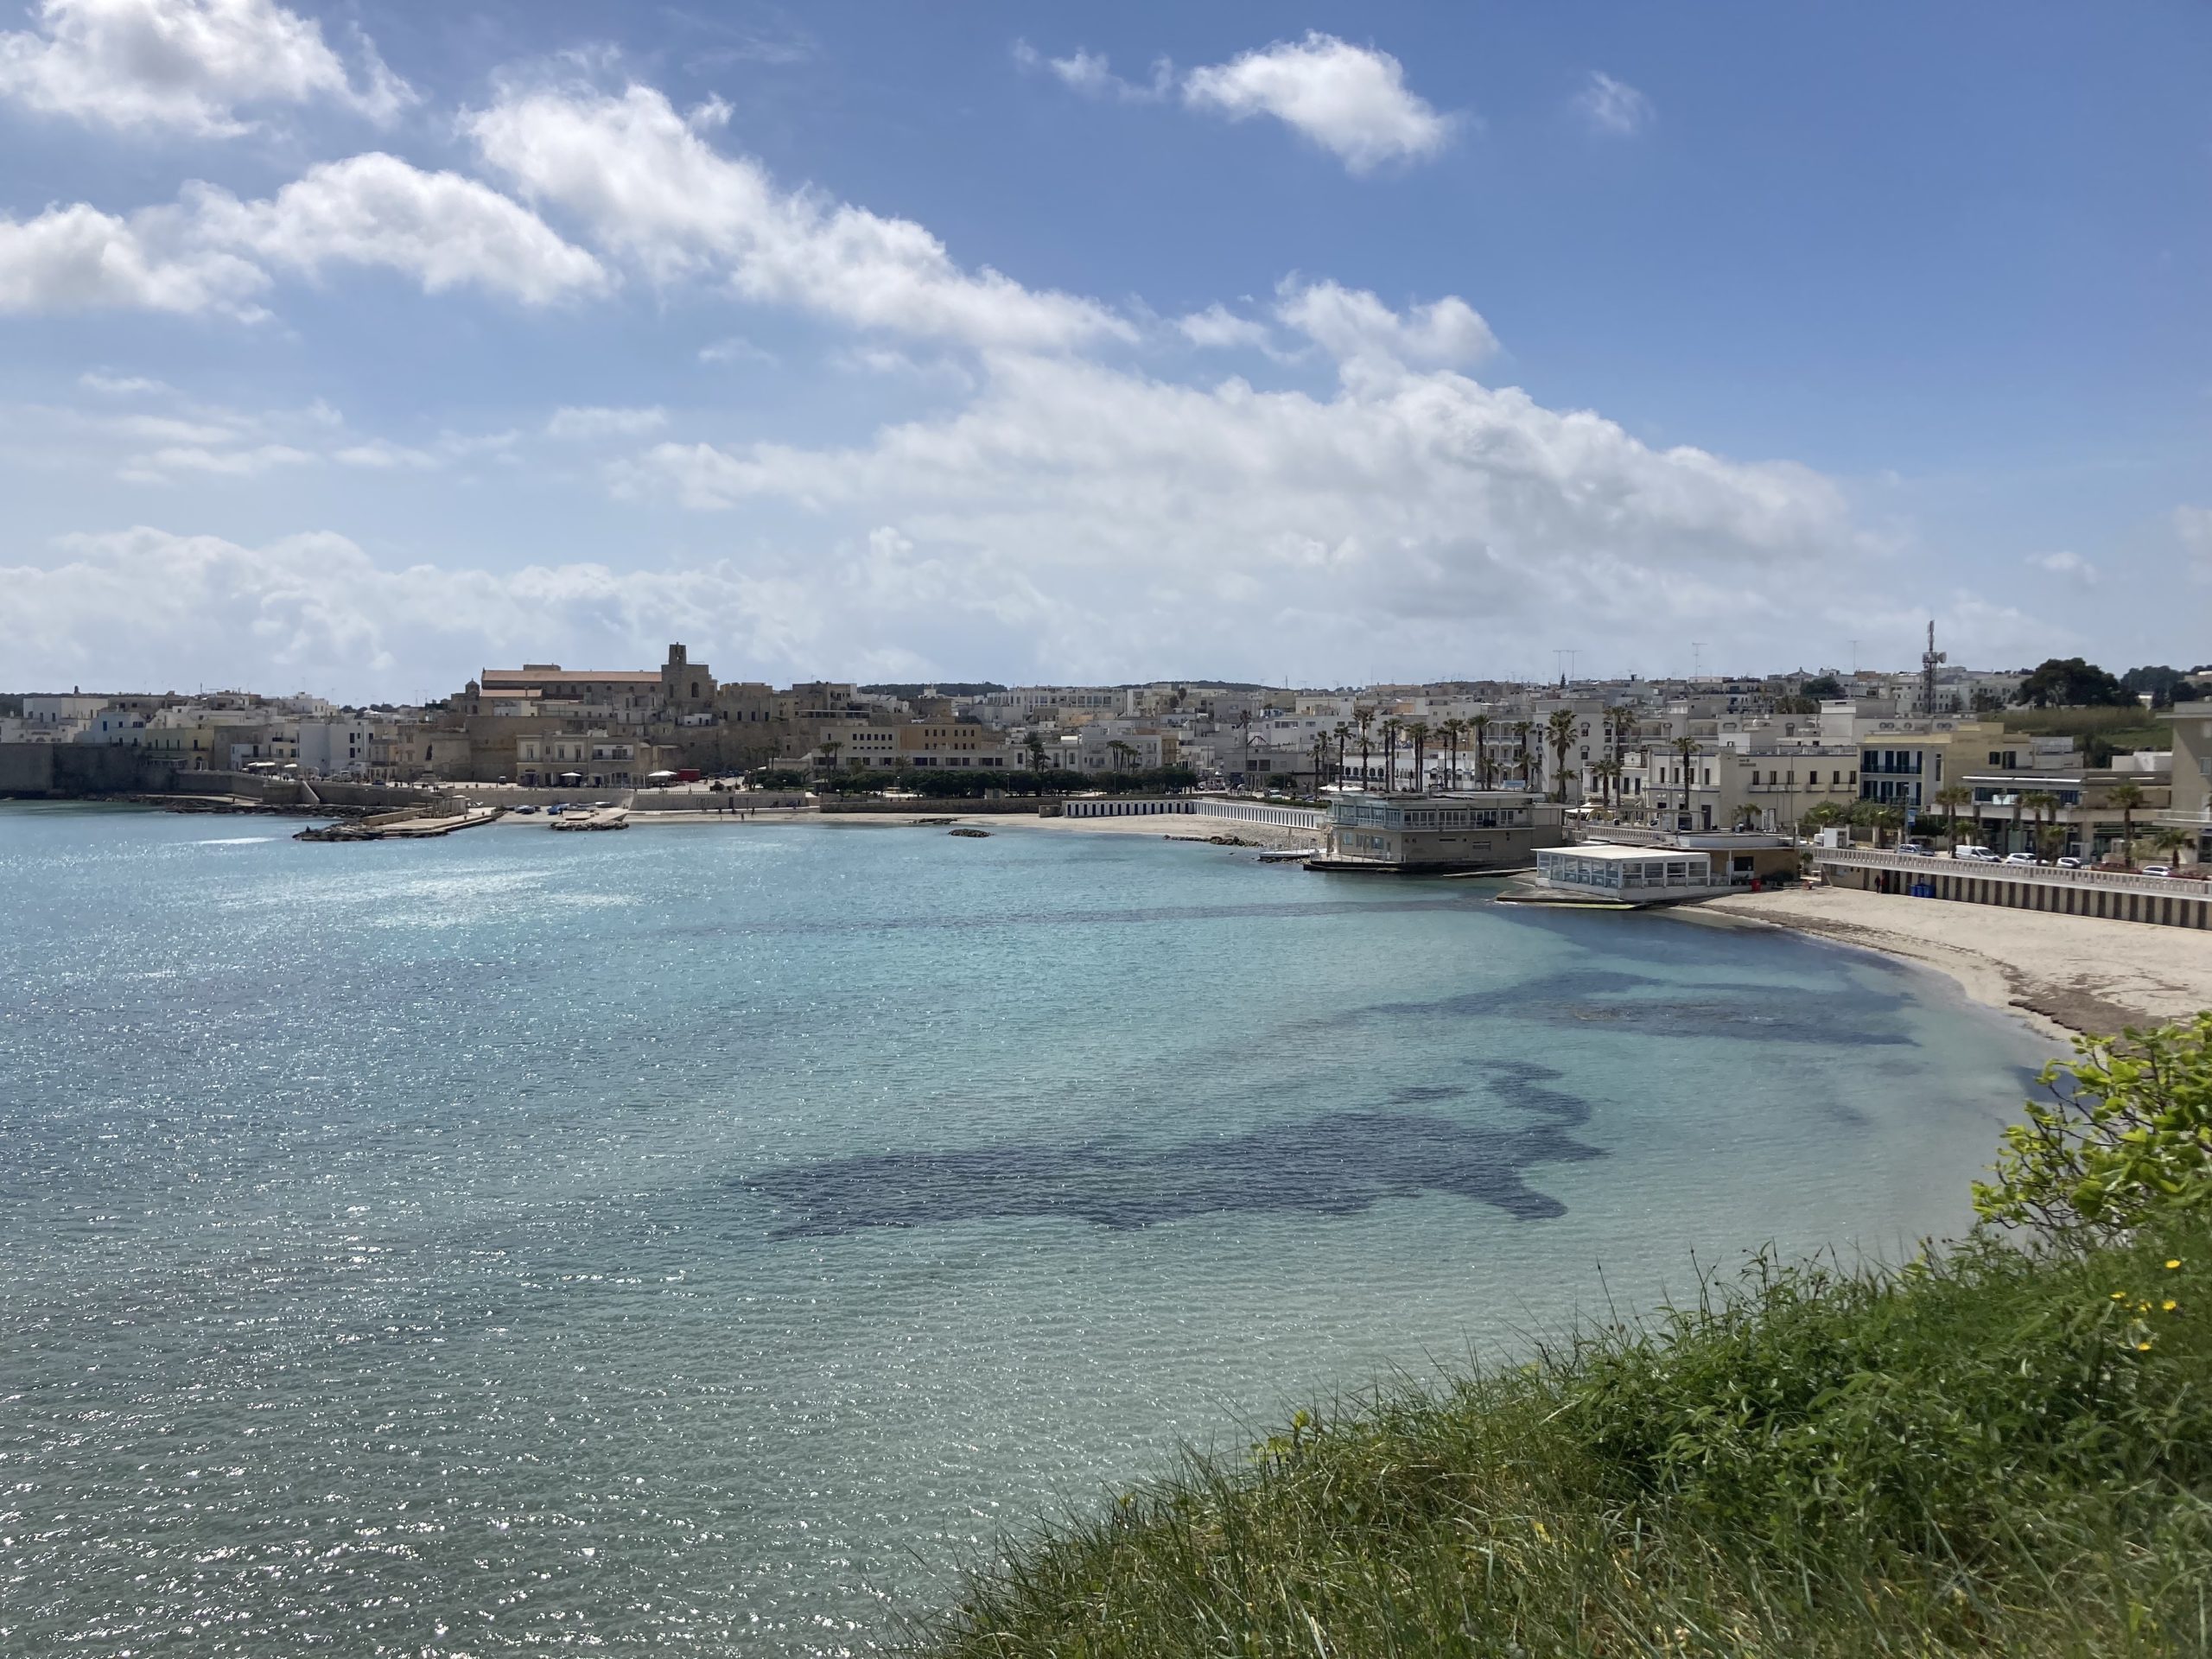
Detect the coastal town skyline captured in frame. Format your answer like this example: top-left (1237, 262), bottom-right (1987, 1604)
top-left (4, 3), bottom-right (2208, 697)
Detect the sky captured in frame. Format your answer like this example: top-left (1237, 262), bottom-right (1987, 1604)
top-left (2, 0), bottom-right (2207, 701)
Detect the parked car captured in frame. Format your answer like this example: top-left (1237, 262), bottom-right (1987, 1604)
top-left (512, 804), bottom-right (539, 816)
top-left (2055, 855), bottom-right (2082, 869)
top-left (2001, 851), bottom-right (2040, 866)
top-left (1951, 845), bottom-right (1999, 862)
top-left (2142, 864), bottom-right (2174, 879)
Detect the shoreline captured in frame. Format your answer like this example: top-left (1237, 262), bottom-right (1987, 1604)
top-left (1691, 886), bottom-right (2212, 1040)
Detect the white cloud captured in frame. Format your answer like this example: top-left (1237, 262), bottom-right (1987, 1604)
top-left (189, 154), bottom-right (611, 305)
top-left (1276, 279), bottom-right (1497, 369)
top-left (2, 156), bottom-right (605, 318)
top-left (545, 404), bottom-right (668, 440)
top-left (333, 438), bottom-right (438, 469)
top-left (607, 335), bottom-right (1878, 680)
top-left (1015, 41), bottom-right (1172, 102)
top-left (0, 525), bottom-right (829, 691)
top-left (2177, 506), bottom-right (2212, 575)
top-left (1182, 33), bottom-right (1454, 174)
top-left (79, 371), bottom-right (176, 396)
top-left (0, 0), bottom-right (412, 136)
top-left (466, 80), bottom-right (1132, 348)
top-left (2027, 550), bottom-right (2099, 584)
top-left (1573, 71), bottom-right (1653, 138)
top-left (0, 201), bottom-right (266, 315)
top-left (1176, 302), bottom-right (1274, 353)
top-left (120, 441), bottom-right (312, 482)
top-left (699, 334), bottom-right (778, 366)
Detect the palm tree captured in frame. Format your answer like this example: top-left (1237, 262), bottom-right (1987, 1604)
top-left (1108, 739), bottom-right (1135, 772)
top-left (2019, 791), bottom-right (2059, 862)
top-left (2105, 779), bottom-right (2145, 866)
top-left (1513, 721), bottom-right (1534, 791)
top-left (1332, 721), bottom-right (1349, 788)
top-left (1405, 720), bottom-right (1432, 793)
top-left (1545, 709), bottom-right (1579, 804)
top-left (1605, 703), bottom-right (1636, 788)
top-left (1589, 757), bottom-right (1620, 814)
top-left (1669, 735), bottom-right (1700, 827)
top-left (816, 738), bottom-right (842, 773)
top-left (1932, 783), bottom-right (1973, 851)
top-left (1023, 729), bottom-right (1047, 791)
top-left (1469, 714), bottom-right (1491, 791)
top-left (1354, 706), bottom-right (1375, 789)
top-left (2151, 824), bottom-right (2194, 866)
top-left (1440, 718), bottom-right (1464, 790)
top-left (1309, 731), bottom-right (1332, 800)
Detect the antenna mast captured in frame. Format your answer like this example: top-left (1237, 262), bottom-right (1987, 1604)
top-left (1920, 620), bottom-right (1947, 714)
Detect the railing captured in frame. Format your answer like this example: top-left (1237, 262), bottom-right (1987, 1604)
top-left (1058, 796), bottom-right (1327, 830)
top-left (1816, 848), bottom-right (2203, 898)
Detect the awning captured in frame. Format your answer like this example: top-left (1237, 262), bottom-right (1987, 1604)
top-left (645, 770), bottom-right (677, 779)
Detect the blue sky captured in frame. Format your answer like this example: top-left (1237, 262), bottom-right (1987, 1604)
top-left (2, 1), bottom-right (2206, 699)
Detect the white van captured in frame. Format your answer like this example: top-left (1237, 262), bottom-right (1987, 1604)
top-left (1951, 844), bottom-right (1999, 862)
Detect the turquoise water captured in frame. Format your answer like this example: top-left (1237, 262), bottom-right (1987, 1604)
top-left (0, 804), bottom-right (2042, 1655)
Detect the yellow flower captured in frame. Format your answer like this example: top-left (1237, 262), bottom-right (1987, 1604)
top-left (2167, 1259), bottom-right (2183, 1271)
top-left (2112, 1291), bottom-right (2129, 1300)
top-left (2164, 1300), bottom-right (2179, 1313)
top-left (2137, 1340), bottom-right (2155, 1352)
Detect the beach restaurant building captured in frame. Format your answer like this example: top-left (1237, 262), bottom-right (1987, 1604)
top-left (1531, 833), bottom-right (1796, 904)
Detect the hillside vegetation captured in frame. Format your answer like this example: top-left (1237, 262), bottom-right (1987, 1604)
top-left (925, 1019), bottom-right (2212, 1657)
top-left (1998, 704), bottom-right (2167, 755)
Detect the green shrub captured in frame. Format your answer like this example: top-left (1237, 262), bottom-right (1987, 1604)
top-left (1974, 1014), bottom-right (2212, 1238)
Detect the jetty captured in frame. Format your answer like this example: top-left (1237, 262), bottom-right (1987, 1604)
top-left (550, 805), bottom-right (630, 831)
top-left (295, 805), bottom-right (503, 842)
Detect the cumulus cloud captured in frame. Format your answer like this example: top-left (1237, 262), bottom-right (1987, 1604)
top-left (1573, 70), bottom-right (1653, 138)
top-left (0, 524), bottom-right (837, 691)
top-left (1276, 279), bottom-right (1497, 369)
top-left (1175, 302), bottom-right (1274, 353)
top-left (1, 155), bottom-right (605, 317)
top-left (0, 202), bottom-right (266, 315)
top-left (0, 0), bottom-right (412, 136)
top-left (189, 154), bottom-right (611, 305)
top-left (1182, 33), bottom-right (1455, 174)
top-left (545, 404), bottom-right (668, 440)
top-left (467, 81), bottom-right (1129, 349)
top-left (1014, 40), bottom-right (1172, 102)
top-left (605, 331), bottom-right (1876, 679)
top-left (2027, 550), bottom-right (2098, 584)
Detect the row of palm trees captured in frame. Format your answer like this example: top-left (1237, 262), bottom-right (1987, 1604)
top-left (1321, 703), bottom-right (1641, 800)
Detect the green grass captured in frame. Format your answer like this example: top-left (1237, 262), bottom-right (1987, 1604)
top-left (923, 1224), bottom-right (2212, 1656)
top-left (1999, 706), bottom-right (2168, 753)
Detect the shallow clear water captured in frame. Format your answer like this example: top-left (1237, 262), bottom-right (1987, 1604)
top-left (0, 804), bottom-right (2042, 1655)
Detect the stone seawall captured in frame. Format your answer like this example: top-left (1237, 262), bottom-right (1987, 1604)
top-left (0, 743), bottom-right (180, 798)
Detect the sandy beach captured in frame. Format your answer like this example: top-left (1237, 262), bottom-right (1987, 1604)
top-left (1696, 886), bottom-right (2212, 1039)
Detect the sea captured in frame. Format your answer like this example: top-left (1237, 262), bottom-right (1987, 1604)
top-left (0, 803), bottom-right (2044, 1656)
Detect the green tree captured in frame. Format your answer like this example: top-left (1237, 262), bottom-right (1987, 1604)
top-left (2105, 779), bottom-right (2145, 865)
top-left (1545, 709), bottom-right (1580, 804)
top-left (1469, 714), bottom-right (1491, 791)
top-left (1798, 673), bottom-right (1846, 701)
top-left (2019, 790), bottom-right (2060, 861)
top-left (1381, 718), bottom-right (1402, 792)
top-left (2151, 825), bottom-right (2195, 865)
top-left (2012, 657), bottom-right (2130, 709)
top-left (1405, 720), bottom-right (1432, 794)
top-left (1974, 1014), bottom-right (2212, 1238)
top-left (1933, 783), bottom-right (1974, 850)
top-left (1668, 735), bottom-right (1700, 826)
